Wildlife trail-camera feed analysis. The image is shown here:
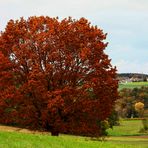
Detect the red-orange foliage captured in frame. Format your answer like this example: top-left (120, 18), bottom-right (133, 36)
top-left (0, 16), bottom-right (118, 136)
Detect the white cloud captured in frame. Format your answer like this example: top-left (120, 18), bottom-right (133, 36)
top-left (115, 60), bottom-right (148, 74)
top-left (0, 0), bottom-right (148, 74)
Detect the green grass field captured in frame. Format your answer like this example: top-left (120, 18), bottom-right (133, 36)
top-left (0, 120), bottom-right (148, 148)
top-left (107, 119), bottom-right (147, 136)
top-left (119, 82), bottom-right (148, 90)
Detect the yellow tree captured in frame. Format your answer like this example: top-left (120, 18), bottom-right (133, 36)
top-left (135, 102), bottom-right (144, 117)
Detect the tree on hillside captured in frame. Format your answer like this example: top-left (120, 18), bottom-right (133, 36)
top-left (0, 16), bottom-right (118, 136)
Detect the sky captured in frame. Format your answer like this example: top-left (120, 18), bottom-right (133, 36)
top-left (0, 0), bottom-right (148, 74)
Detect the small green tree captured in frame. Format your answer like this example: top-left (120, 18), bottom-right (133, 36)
top-left (108, 110), bottom-right (120, 128)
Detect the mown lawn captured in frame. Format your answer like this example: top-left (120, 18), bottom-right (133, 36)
top-left (0, 130), bottom-right (148, 148)
top-left (0, 120), bottom-right (148, 148)
top-left (119, 82), bottom-right (148, 90)
top-left (107, 119), bottom-right (146, 136)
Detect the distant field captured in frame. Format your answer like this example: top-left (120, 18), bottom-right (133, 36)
top-left (0, 120), bottom-right (148, 148)
top-left (119, 82), bottom-right (148, 90)
top-left (107, 119), bottom-right (146, 136)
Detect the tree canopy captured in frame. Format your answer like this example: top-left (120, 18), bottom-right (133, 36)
top-left (0, 16), bottom-right (118, 136)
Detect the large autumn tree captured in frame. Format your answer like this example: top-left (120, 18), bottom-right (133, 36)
top-left (0, 16), bottom-right (118, 136)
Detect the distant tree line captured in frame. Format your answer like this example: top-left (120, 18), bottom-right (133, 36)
top-left (118, 73), bottom-right (148, 79)
top-left (115, 86), bottom-right (148, 118)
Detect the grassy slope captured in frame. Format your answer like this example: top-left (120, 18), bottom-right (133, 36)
top-left (107, 120), bottom-right (146, 136)
top-left (144, 109), bottom-right (148, 118)
top-left (0, 131), bottom-right (148, 148)
top-left (119, 82), bottom-right (148, 90)
top-left (0, 120), bottom-right (148, 148)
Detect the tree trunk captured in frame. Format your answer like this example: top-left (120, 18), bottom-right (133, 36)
top-left (51, 129), bottom-right (59, 136)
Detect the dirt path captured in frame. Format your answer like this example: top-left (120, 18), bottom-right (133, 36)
top-left (0, 125), bottom-right (148, 139)
top-left (126, 136), bottom-right (148, 139)
top-left (0, 125), bottom-right (48, 135)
